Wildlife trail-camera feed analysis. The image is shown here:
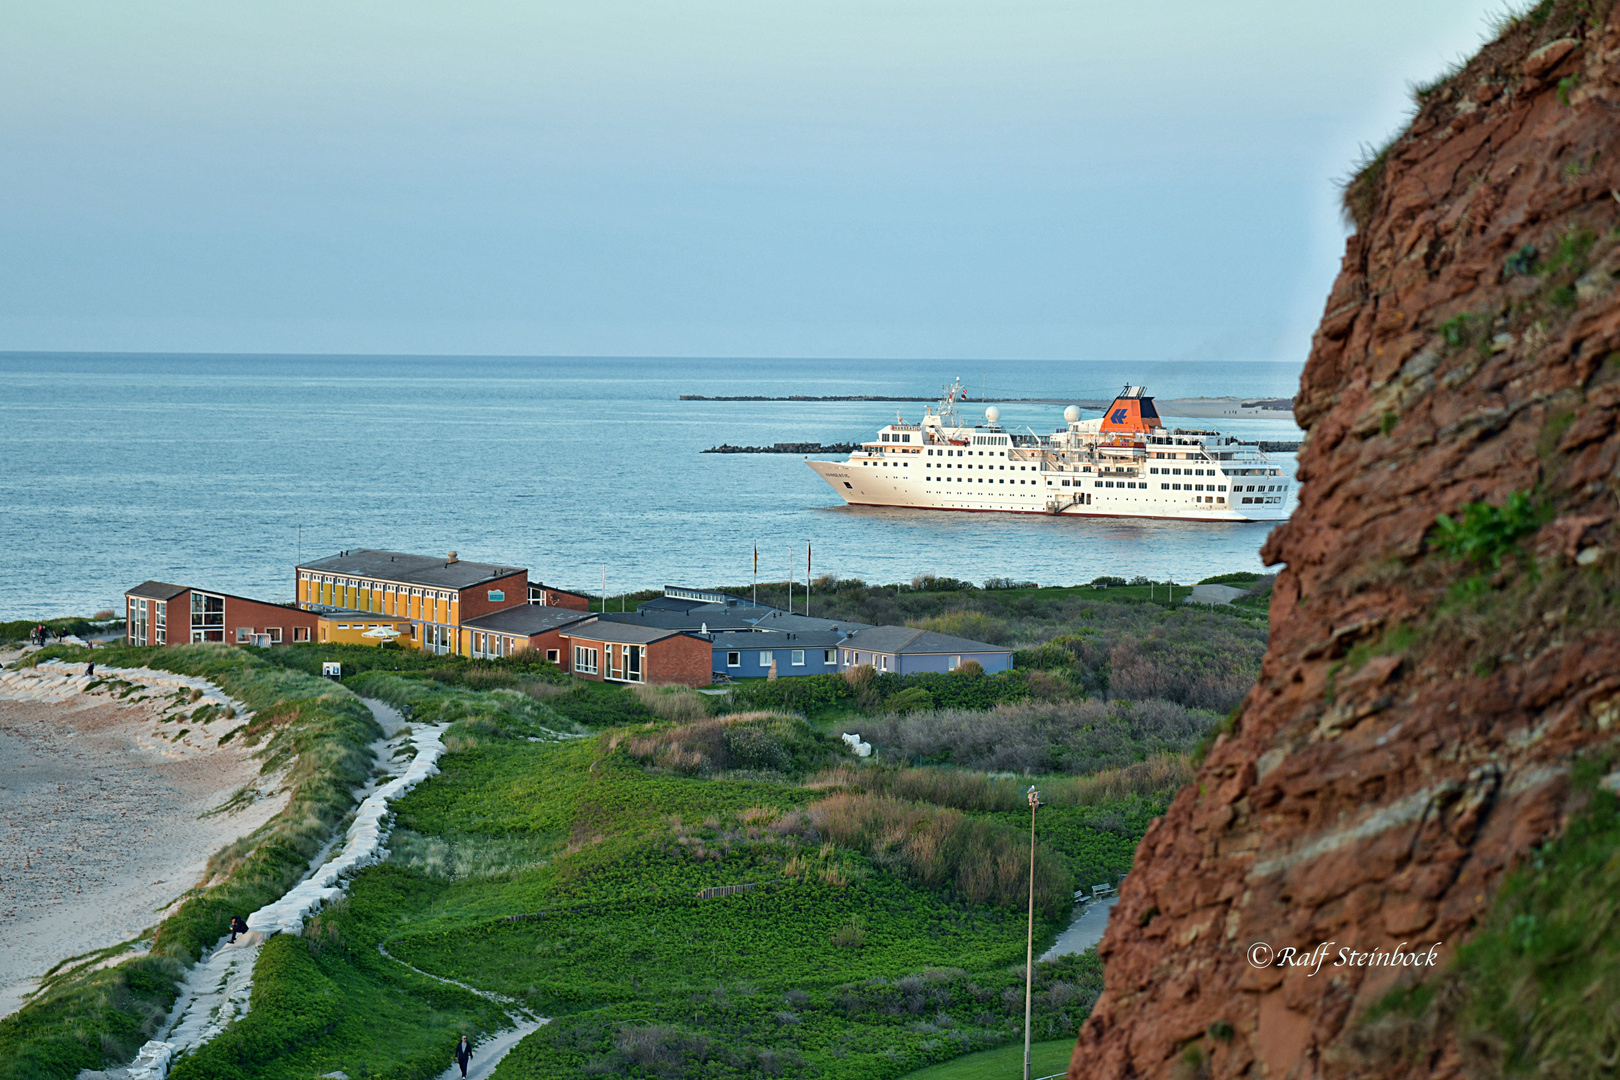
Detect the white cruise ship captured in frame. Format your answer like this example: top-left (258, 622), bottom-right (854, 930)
top-left (807, 382), bottom-right (1294, 522)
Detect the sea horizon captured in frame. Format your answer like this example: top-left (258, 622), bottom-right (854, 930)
top-left (1, 352), bottom-right (1305, 619)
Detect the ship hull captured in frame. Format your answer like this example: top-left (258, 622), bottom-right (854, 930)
top-left (806, 459), bottom-right (1290, 523)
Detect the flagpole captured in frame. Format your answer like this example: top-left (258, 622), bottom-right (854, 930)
top-left (789, 547), bottom-right (793, 615)
top-left (753, 545), bottom-right (757, 608)
top-left (806, 543), bottom-right (811, 618)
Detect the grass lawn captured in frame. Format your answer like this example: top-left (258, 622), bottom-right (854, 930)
top-left (898, 1037), bottom-right (1076, 1080)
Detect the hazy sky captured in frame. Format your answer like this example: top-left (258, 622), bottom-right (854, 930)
top-left (1, 1), bottom-right (1508, 361)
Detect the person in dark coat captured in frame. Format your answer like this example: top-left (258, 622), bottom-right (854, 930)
top-left (455, 1035), bottom-right (472, 1077)
top-left (229, 915), bottom-right (249, 942)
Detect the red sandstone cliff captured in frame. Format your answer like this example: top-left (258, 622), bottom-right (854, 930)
top-left (1071, 4), bottom-right (1620, 1078)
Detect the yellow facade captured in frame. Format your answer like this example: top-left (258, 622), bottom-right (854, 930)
top-left (300, 576), bottom-right (461, 624)
top-left (316, 612), bottom-right (416, 648)
top-left (298, 569), bottom-right (476, 655)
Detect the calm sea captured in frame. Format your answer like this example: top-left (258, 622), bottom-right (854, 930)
top-left (0, 354), bottom-right (1304, 619)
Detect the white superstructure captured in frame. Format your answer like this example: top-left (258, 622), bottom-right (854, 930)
top-left (807, 381), bottom-right (1294, 522)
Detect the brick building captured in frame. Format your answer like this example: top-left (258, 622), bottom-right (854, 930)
top-left (125, 582), bottom-right (317, 647)
top-left (460, 605), bottom-right (593, 663)
top-left (527, 583), bottom-right (592, 610)
top-left (563, 619), bottom-right (711, 686)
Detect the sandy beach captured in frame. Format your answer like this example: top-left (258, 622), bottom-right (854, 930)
top-left (0, 661), bottom-right (289, 1019)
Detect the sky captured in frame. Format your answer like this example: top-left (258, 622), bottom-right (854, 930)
top-left (0, 1), bottom-right (1512, 362)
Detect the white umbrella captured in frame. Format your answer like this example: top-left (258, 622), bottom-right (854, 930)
top-left (361, 626), bottom-right (401, 640)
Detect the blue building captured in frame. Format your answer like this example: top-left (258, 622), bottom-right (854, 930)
top-left (835, 626), bottom-right (1013, 675)
top-left (706, 629), bottom-right (845, 679)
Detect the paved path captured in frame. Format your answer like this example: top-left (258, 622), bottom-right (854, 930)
top-left (156, 702), bottom-right (449, 1064)
top-left (433, 1021), bottom-right (546, 1080)
top-left (1187, 583), bottom-right (1249, 606)
top-left (1039, 897), bottom-right (1117, 961)
top-left (379, 942), bottom-right (548, 1080)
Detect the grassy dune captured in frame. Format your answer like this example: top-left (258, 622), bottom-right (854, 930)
top-left (0, 644), bottom-right (386, 1080)
top-left (137, 683), bottom-right (1133, 1078)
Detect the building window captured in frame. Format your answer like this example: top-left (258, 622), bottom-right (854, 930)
top-left (294, 626), bottom-right (310, 642)
top-left (488, 589), bottom-right (505, 602)
top-left (236, 627), bottom-right (251, 643)
top-left (727, 652), bottom-right (740, 667)
top-left (129, 598), bottom-right (148, 646)
top-left (191, 592), bottom-right (225, 642)
top-left (154, 602), bottom-right (166, 645)
top-left (948, 655), bottom-right (961, 670)
top-left (791, 650), bottom-right (805, 666)
top-left (574, 645), bottom-right (599, 675)
top-left (824, 649), bottom-right (835, 664)
top-left (628, 645), bottom-right (642, 682)
top-left (546, 648), bottom-right (559, 663)
top-left (759, 650), bottom-right (773, 667)
top-left (879, 655), bottom-right (890, 671)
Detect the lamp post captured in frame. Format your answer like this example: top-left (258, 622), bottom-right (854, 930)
top-left (1023, 784), bottom-right (1043, 1080)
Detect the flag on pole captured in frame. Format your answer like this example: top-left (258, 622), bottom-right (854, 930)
top-left (753, 545), bottom-right (758, 575)
top-left (806, 543), bottom-right (811, 577)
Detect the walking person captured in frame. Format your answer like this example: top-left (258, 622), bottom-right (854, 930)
top-left (454, 1035), bottom-right (472, 1078)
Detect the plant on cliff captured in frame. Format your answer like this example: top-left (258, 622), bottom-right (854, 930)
top-left (1431, 490), bottom-right (1546, 569)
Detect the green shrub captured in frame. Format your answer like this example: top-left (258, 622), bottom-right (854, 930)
top-left (1013, 642), bottom-right (1073, 670)
top-left (1196, 572), bottom-right (1262, 586)
top-left (1431, 490), bottom-right (1545, 569)
top-left (885, 687), bottom-right (935, 714)
top-left (617, 712), bottom-right (845, 779)
top-left (908, 611), bottom-right (1009, 645)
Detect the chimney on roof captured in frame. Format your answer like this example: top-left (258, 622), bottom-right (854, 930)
top-left (447, 551), bottom-right (459, 564)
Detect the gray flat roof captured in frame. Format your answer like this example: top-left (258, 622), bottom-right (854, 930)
top-left (126, 581), bottom-right (188, 601)
top-left (598, 609), bottom-right (762, 632)
top-left (837, 625), bottom-right (1012, 655)
top-left (298, 549), bottom-right (525, 591)
top-left (750, 610), bottom-right (872, 635)
top-left (566, 619), bottom-right (689, 645)
top-left (706, 629), bottom-right (846, 649)
top-left (462, 605), bottom-right (593, 636)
